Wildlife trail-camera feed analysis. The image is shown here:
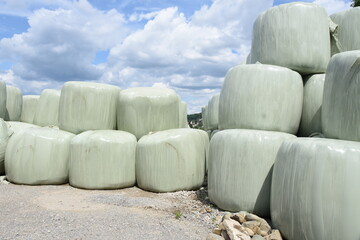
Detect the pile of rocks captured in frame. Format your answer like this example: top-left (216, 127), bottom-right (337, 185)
top-left (207, 212), bottom-right (282, 240)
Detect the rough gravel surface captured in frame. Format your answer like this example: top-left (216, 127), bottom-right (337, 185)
top-left (0, 176), bottom-right (227, 240)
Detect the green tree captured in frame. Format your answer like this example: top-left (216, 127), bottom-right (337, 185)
top-left (352, 0), bottom-right (360, 7)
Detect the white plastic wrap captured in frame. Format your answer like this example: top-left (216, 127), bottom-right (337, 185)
top-left (5, 128), bottom-right (75, 185)
top-left (208, 129), bottom-right (295, 216)
top-left (201, 106), bottom-right (209, 130)
top-left (331, 8), bottom-right (360, 55)
top-left (117, 87), bottom-right (179, 139)
top-left (298, 74), bottom-right (325, 137)
top-left (59, 82), bottom-right (120, 134)
top-left (322, 51), bottom-right (360, 141)
top-left (250, 2), bottom-right (330, 74)
top-left (20, 95), bottom-right (40, 124)
top-left (5, 85), bottom-right (22, 121)
top-left (33, 89), bottom-right (60, 127)
top-left (0, 119), bottom-right (12, 174)
top-left (69, 130), bottom-right (137, 190)
top-left (136, 128), bottom-right (208, 192)
top-left (208, 95), bottom-right (219, 130)
top-left (0, 81), bottom-right (6, 119)
top-left (271, 138), bottom-right (360, 240)
top-left (219, 64), bottom-right (303, 134)
top-left (6, 121), bottom-right (40, 134)
top-left (179, 101), bottom-right (189, 128)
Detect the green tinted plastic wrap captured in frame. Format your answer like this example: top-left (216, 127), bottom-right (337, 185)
top-left (271, 138), bottom-right (360, 240)
top-left (322, 51), bottom-right (360, 141)
top-left (208, 94), bottom-right (219, 130)
top-left (0, 119), bottom-right (12, 174)
top-left (5, 85), bottom-right (22, 121)
top-left (5, 128), bottom-right (75, 185)
top-left (179, 101), bottom-right (189, 128)
top-left (208, 129), bottom-right (295, 216)
top-left (219, 64), bottom-right (303, 134)
top-left (117, 87), bottom-right (179, 139)
top-left (59, 82), bottom-right (120, 134)
top-left (0, 81), bottom-right (6, 119)
top-left (136, 128), bottom-right (208, 193)
top-left (33, 89), bottom-right (60, 127)
top-left (298, 74), bottom-right (325, 137)
top-left (20, 95), bottom-right (40, 124)
top-left (331, 8), bottom-right (360, 55)
top-left (69, 130), bottom-right (137, 190)
top-left (6, 121), bottom-right (40, 134)
top-left (201, 106), bottom-right (207, 130)
top-left (250, 3), bottom-right (330, 74)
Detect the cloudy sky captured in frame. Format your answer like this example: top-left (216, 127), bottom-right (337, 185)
top-left (0, 0), bottom-right (352, 113)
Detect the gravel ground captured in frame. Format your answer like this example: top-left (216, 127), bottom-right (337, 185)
top-left (0, 176), bottom-right (227, 240)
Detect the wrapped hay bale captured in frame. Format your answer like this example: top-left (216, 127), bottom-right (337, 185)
top-left (59, 82), bottom-right (120, 134)
top-left (5, 85), bottom-right (22, 121)
top-left (179, 101), bottom-right (189, 128)
top-left (201, 106), bottom-right (209, 130)
top-left (5, 128), bottom-right (75, 185)
top-left (136, 128), bottom-right (208, 192)
top-left (219, 64), bottom-right (303, 134)
top-left (208, 94), bottom-right (219, 130)
top-left (33, 89), bottom-right (60, 127)
top-left (250, 2), bottom-right (331, 74)
top-left (117, 87), bottom-right (179, 139)
top-left (0, 81), bottom-right (6, 119)
top-left (322, 51), bottom-right (360, 141)
top-left (271, 138), bottom-right (360, 240)
top-left (208, 129), bottom-right (295, 216)
top-left (0, 119), bottom-right (12, 174)
top-left (6, 121), bottom-right (40, 134)
top-left (20, 95), bottom-right (40, 124)
top-left (331, 8), bottom-right (360, 55)
top-left (298, 74), bottom-right (325, 137)
top-left (69, 130), bottom-right (137, 190)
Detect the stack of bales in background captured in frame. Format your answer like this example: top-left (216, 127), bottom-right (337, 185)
top-left (240, 4), bottom-right (360, 240)
top-left (208, 2), bottom-right (336, 220)
top-left (0, 81), bottom-right (6, 119)
top-left (5, 86), bottom-right (22, 121)
top-left (1, 80), bottom-right (207, 193)
top-left (20, 95), bottom-right (39, 124)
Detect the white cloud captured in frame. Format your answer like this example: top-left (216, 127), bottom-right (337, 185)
top-left (313, 0), bottom-right (351, 15)
top-left (105, 0), bottom-right (272, 113)
top-left (0, 0), bottom-right (273, 113)
top-left (0, 0), bottom-right (127, 83)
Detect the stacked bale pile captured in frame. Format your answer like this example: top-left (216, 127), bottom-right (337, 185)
top-left (271, 50), bottom-right (360, 240)
top-left (20, 95), bottom-right (40, 124)
top-left (0, 119), bottom-right (12, 174)
top-left (208, 5), bottom-right (338, 240)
